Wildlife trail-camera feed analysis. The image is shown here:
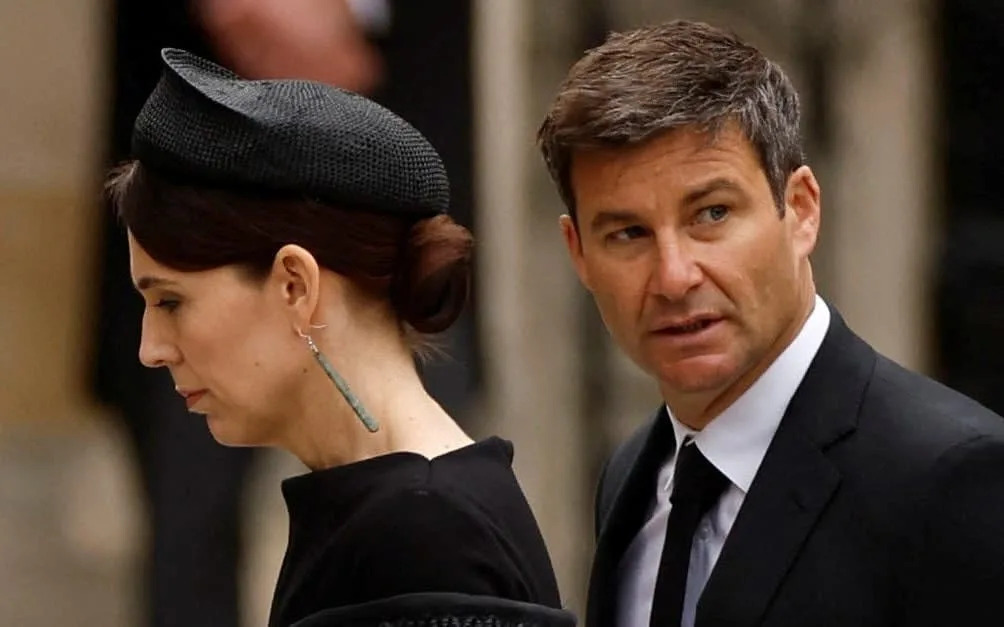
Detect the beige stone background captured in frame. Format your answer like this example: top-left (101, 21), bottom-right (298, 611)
top-left (0, 0), bottom-right (938, 624)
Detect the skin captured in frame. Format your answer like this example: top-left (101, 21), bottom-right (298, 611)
top-left (196, 0), bottom-right (383, 95)
top-left (561, 122), bottom-right (821, 429)
top-left (129, 233), bottom-right (471, 470)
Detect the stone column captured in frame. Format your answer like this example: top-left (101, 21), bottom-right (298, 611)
top-left (827, 0), bottom-right (937, 372)
top-left (472, 0), bottom-right (593, 613)
top-left (0, 0), bottom-right (107, 425)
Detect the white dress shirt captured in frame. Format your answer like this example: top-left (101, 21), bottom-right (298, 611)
top-left (616, 296), bottom-right (831, 627)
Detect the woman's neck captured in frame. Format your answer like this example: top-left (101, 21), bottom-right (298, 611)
top-left (279, 327), bottom-right (472, 471)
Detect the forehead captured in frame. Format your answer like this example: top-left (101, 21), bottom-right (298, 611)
top-left (569, 124), bottom-right (766, 211)
top-left (127, 232), bottom-right (240, 291)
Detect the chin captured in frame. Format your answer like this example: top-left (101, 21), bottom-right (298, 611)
top-left (207, 411), bottom-right (273, 448)
top-left (651, 354), bottom-right (740, 394)
top-left (206, 414), bottom-right (249, 447)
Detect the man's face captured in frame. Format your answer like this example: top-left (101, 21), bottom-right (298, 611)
top-left (562, 123), bottom-right (820, 422)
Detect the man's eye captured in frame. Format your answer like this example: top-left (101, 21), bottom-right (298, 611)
top-left (609, 225), bottom-right (647, 242)
top-left (695, 205), bottom-right (730, 224)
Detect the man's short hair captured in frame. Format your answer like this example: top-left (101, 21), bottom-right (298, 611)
top-left (537, 20), bottom-right (805, 219)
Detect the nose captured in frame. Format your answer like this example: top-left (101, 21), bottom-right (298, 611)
top-left (649, 236), bottom-right (703, 301)
top-left (138, 311), bottom-right (181, 368)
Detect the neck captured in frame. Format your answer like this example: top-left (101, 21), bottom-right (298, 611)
top-left (278, 326), bottom-right (472, 470)
top-left (665, 286), bottom-right (817, 430)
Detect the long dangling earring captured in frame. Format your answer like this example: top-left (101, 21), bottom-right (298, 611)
top-left (296, 325), bottom-right (380, 433)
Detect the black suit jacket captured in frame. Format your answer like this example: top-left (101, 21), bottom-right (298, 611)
top-left (588, 310), bottom-right (1004, 627)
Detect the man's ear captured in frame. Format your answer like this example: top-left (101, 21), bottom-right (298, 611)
top-left (784, 165), bottom-right (821, 259)
top-left (271, 244), bottom-right (322, 330)
top-left (560, 214), bottom-right (593, 291)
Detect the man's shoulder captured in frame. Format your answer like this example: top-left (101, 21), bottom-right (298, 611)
top-left (603, 415), bottom-right (659, 486)
top-left (818, 347), bottom-right (1004, 511)
top-left (814, 311), bottom-right (1004, 453)
top-left (863, 353), bottom-right (1004, 450)
top-left (594, 413), bottom-right (660, 532)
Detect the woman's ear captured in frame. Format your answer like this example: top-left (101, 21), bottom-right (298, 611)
top-left (271, 244), bottom-right (322, 329)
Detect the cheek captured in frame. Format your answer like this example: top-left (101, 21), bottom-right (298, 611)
top-left (175, 316), bottom-right (227, 372)
top-left (716, 227), bottom-right (800, 332)
top-left (189, 312), bottom-right (288, 394)
top-left (586, 259), bottom-right (650, 339)
top-left (708, 223), bottom-right (788, 296)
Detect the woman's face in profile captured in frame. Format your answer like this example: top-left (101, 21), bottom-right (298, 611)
top-left (127, 233), bottom-right (304, 446)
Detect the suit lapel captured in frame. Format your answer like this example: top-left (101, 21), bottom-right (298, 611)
top-left (587, 408), bottom-right (674, 627)
top-left (696, 313), bottom-right (876, 627)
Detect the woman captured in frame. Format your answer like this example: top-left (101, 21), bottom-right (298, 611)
top-left (108, 48), bottom-right (575, 627)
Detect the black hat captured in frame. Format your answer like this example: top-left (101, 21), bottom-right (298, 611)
top-left (131, 48), bottom-right (450, 216)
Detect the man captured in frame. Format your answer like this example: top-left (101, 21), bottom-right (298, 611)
top-left (537, 20), bottom-right (1004, 627)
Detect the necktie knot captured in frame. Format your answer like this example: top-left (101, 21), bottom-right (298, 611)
top-left (669, 442), bottom-right (729, 513)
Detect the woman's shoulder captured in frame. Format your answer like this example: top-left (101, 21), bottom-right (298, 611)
top-left (349, 482), bottom-right (503, 553)
top-left (348, 437), bottom-right (529, 543)
top-left (342, 483), bottom-right (535, 601)
top-left (286, 438), bottom-right (563, 613)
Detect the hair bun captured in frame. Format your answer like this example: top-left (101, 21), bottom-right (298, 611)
top-left (391, 215), bottom-right (473, 334)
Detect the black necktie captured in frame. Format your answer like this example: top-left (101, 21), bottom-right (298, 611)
top-left (649, 441), bottom-right (729, 627)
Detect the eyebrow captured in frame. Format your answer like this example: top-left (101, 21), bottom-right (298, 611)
top-left (589, 209), bottom-right (642, 235)
top-left (135, 276), bottom-right (178, 291)
top-left (683, 177), bottom-right (744, 204)
top-left (587, 178), bottom-right (745, 234)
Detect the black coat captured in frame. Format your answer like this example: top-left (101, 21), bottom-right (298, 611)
top-left (290, 593), bottom-right (576, 627)
top-left (588, 309), bottom-right (1004, 627)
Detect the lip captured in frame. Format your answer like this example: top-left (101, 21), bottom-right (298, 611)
top-left (176, 388), bottom-right (208, 409)
top-left (650, 314), bottom-right (724, 335)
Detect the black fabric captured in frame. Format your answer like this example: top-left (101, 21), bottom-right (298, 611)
top-left (268, 438), bottom-right (563, 627)
top-left (290, 592), bottom-right (576, 627)
top-left (589, 307), bottom-right (1004, 627)
top-left (133, 48), bottom-right (450, 216)
top-left (587, 410), bottom-right (670, 627)
top-left (649, 443), bottom-right (728, 627)
top-left (935, 0), bottom-right (1004, 417)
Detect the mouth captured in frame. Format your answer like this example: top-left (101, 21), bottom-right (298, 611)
top-left (653, 315), bottom-right (723, 336)
top-left (176, 388), bottom-right (208, 409)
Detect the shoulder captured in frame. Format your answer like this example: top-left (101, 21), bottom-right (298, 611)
top-left (813, 311), bottom-right (1004, 459)
top-left (600, 420), bottom-right (652, 494)
top-left (595, 411), bottom-right (660, 535)
top-left (899, 433), bottom-right (1004, 622)
top-left (342, 485), bottom-right (531, 601)
top-left (828, 350), bottom-right (1004, 509)
top-left (352, 485), bottom-right (500, 554)
top-left (862, 354), bottom-right (1004, 456)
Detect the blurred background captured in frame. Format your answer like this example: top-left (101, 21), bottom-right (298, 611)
top-left (1, 0), bottom-right (1001, 624)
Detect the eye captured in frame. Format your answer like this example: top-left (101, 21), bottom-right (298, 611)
top-left (695, 205), bottom-right (730, 225)
top-left (154, 298), bottom-right (181, 313)
top-left (607, 225), bottom-right (648, 242)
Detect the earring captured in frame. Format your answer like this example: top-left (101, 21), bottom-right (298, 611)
top-left (296, 327), bottom-right (380, 433)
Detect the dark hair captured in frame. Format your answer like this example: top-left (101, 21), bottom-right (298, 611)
top-left (537, 19), bottom-right (804, 218)
top-left (108, 161), bottom-right (473, 335)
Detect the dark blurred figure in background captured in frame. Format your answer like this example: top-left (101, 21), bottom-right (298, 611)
top-left (90, 1), bottom-right (475, 625)
top-left (935, 0), bottom-right (1004, 418)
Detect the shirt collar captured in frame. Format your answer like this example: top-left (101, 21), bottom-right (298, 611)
top-left (665, 295), bottom-right (831, 493)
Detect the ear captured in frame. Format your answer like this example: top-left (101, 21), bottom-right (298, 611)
top-left (270, 244), bottom-right (322, 330)
top-left (784, 165), bottom-right (821, 259)
top-left (560, 214), bottom-right (593, 290)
